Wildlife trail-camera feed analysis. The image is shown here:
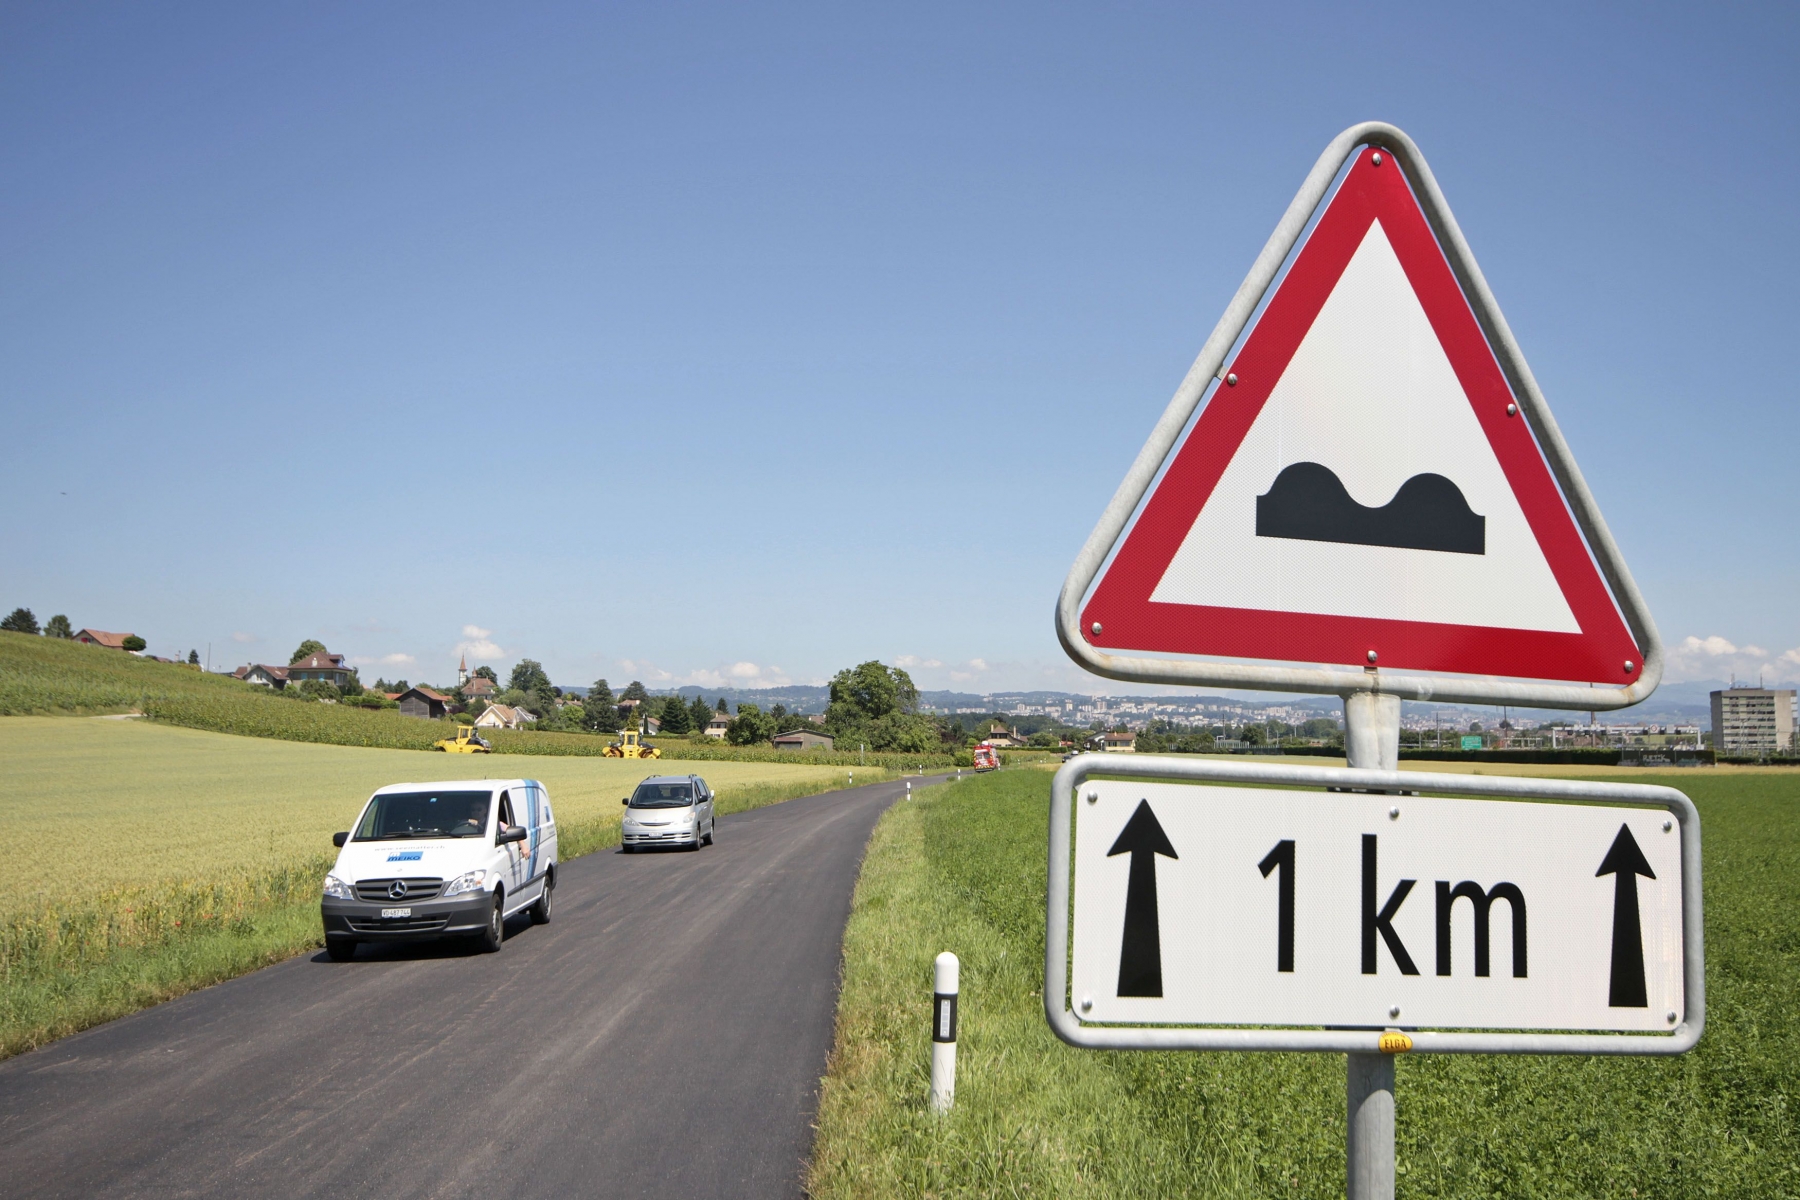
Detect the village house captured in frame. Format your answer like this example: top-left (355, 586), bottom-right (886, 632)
top-left (287, 649), bottom-right (354, 690)
top-left (235, 664), bottom-right (290, 688)
top-left (1103, 730), bottom-right (1137, 753)
top-left (981, 721), bottom-right (1027, 748)
top-left (455, 656), bottom-right (499, 699)
top-left (73, 629), bottom-right (135, 650)
top-left (397, 686), bottom-right (452, 720)
top-left (704, 711), bottom-right (731, 739)
top-left (473, 704), bottom-right (535, 730)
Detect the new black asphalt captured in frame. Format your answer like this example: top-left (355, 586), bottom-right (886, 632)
top-left (0, 775), bottom-right (940, 1198)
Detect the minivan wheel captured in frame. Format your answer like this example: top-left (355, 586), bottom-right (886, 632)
top-left (530, 876), bottom-right (554, 924)
top-left (325, 938), bottom-right (357, 962)
top-left (703, 821), bottom-right (714, 846)
top-left (478, 892), bottom-right (504, 953)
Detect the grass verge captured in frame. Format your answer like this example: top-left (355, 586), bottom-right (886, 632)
top-left (808, 769), bottom-right (1799, 1198)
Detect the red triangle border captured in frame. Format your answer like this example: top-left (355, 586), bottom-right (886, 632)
top-left (1080, 147), bottom-right (1641, 686)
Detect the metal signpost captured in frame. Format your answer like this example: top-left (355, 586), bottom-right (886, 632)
top-left (1048, 122), bottom-right (1699, 1200)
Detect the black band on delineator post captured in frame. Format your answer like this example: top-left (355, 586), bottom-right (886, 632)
top-left (932, 993), bottom-right (958, 1043)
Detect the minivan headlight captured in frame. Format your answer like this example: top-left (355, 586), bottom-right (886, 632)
top-left (443, 870), bottom-right (488, 897)
top-left (323, 874), bottom-right (353, 899)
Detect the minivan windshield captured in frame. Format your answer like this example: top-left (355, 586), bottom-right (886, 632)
top-left (355, 790), bottom-right (493, 840)
top-left (630, 782), bottom-right (693, 808)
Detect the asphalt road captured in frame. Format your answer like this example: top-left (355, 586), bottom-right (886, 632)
top-left (0, 775), bottom-right (938, 1199)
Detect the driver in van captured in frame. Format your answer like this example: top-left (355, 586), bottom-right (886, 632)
top-left (451, 798), bottom-right (489, 837)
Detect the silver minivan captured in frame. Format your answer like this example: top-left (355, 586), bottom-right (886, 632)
top-left (620, 774), bottom-right (715, 851)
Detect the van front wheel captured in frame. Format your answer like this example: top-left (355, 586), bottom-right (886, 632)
top-left (478, 892), bottom-right (504, 953)
top-left (326, 938), bottom-right (357, 962)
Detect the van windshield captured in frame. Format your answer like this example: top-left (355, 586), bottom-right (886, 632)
top-left (355, 790), bottom-right (494, 840)
top-left (630, 782), bottom-right (693, 808)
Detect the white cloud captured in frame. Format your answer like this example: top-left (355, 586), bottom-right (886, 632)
top-left (1666, 633), bottom-right (1794, 683)
top-left (455, 625), bottom-right (502, 661)
top-left (894, 655), bottom-right (944, 669)
top-left (968, 658), bottom-right (989, 672)
top-left (349, 652), bottom-right (416, 667)
top-left (730, 661), bottom-right (763, 679)
top-left (231, 631), bottom-right (257, 644)
top-left (1681, 635), bottom-right (1762, 659)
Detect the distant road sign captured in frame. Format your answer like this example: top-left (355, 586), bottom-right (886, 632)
top-left (1056, 123), bottom-right (1662, 712)
top-left (1046, 755), bottom-right (1703, 1055)
top-left (1460, 735), bottom-right (1483, 751)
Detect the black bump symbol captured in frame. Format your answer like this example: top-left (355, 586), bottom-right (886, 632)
top-left (1255, 462), bottom-right (1485, 555)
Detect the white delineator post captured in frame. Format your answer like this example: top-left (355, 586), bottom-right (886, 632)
top-left (907, 781), bottom-right (912, 800)
top-left (1343, 688), bottom-right (1402, 1200)
top-left (929, 951), bottom-right (959, 1113)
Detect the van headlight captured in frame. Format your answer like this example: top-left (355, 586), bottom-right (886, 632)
top-left (443, 870), bottom-right (488, 897)
top-left (323, 875), bottom-right (354, 899)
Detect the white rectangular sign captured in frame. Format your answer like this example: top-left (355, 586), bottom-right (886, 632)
top-left (1071, 781), bottom-right (1685, 1033)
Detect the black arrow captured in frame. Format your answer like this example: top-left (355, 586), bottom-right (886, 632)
top-left (1596, 823), bottom-right (1656, 1007)
top-left (1108, 800), bottom-right (1179, 997)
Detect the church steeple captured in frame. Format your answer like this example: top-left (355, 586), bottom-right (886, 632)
top-left (458, 654), bottom-right (469, 687)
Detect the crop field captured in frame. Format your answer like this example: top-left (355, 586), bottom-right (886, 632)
top-left (0, 714), bottom-right (886, 1059)
top-left (1, 715), bottom-right (871, 905)
top-left (809, 769), bottom-right (1800, 1198)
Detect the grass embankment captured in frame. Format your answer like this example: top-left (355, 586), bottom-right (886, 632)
top-left (0, 632), bottom-right (956, 768)
top-left (0, 715), bottom-right (889, 1060)
top-left (809, 770), bottom-right (1799, 1198)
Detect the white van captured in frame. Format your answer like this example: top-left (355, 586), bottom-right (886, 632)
top-left (321, 778), bottom-right (558, 960)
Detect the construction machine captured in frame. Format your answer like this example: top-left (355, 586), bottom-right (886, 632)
top-left (433, 725), bottom-right (493, 754)
top-left (604, 728), bottom-right (661, 759)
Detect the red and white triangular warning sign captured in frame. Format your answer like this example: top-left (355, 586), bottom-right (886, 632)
top-left (1074, 137), bottom-right (1649, 689)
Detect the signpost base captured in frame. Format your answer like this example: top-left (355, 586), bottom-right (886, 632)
top-left (1347, 1052), bottom-right (1396, 1200)
top-left (1344, 689), bottom-right (1401, 1200)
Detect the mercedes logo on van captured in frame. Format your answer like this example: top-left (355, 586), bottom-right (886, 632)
top-left (388, 880), bottom-right (408, 900)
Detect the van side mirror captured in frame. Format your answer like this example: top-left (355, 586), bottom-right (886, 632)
top-left (497, 826), bottom-right (528, 844)
top-left (333, 831), bottom-right (349, 848)
top-left (621, 797), bottom-right (630, 806)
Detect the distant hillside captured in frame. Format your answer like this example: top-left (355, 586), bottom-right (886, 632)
top-left (549, 676), bottom-right (1751, 729)
top-left (0, 631), bottom-right (249, 714)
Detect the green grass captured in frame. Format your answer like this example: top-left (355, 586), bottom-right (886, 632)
top-left (809, 770), bottom-right (1800, 1198)
top-left (0, 714), bottom-right (889, 1060)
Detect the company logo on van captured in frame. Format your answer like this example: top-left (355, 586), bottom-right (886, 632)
top-left (386, 851), bottom-right (423, 862)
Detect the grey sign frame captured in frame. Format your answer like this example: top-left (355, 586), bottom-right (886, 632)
top-left (1044, 753), bottom-right (1705, 1056)
top-left (1053, 122), bottom-right (1663, 711)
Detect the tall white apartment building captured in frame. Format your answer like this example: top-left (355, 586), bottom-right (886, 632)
top-left (1710, 687), bottom-right (1797, 756)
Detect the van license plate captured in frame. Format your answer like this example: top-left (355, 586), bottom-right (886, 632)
top-left (381, 907), bottom-right (412, 919)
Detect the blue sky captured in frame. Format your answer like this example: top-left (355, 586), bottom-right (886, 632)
top-left (3, 3), bottom-right (1795, 695)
